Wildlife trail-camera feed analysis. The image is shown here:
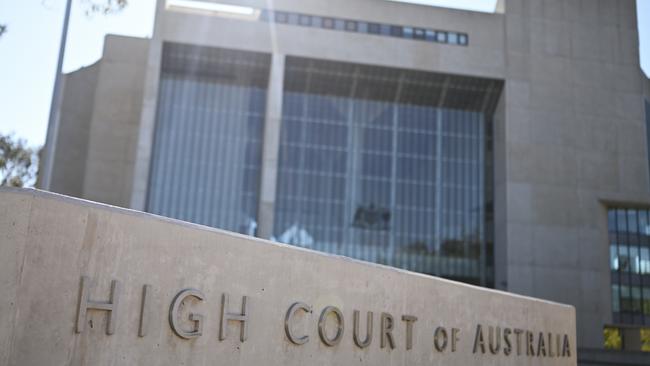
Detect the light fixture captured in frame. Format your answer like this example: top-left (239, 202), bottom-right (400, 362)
top-left (167, 0), bottom-right (258, 17)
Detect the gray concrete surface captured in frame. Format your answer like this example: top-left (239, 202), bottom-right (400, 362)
top-left (257, 53), bottom-right (285, 240)
top-left (50, 62), bottom-right (99, 198)
top-left (501, 0), bottom-right (650, 349)
top-left (0, 188), bottom-right (576, 365)
top-left (82, 35), bottom-right (150, 208)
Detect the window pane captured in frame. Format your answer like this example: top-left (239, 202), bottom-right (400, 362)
top-left (612, 284), bottom-right (620, 312)
top-left (641, 248), bottom-right (650, 275)
top-left (621, 286), bottom-right (631, 312)
top-left (620, 246), bottom-right (631, 272)
top-left (618, 209), bottom-right (627, 232)
top-left (608, 209), bottom-right (617, 231)
top-left (610, 245), bottom-right (619, 270)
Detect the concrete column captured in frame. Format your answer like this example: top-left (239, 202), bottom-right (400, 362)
top-left (256, 53), bottom-right (286, 239)
top-left (492, 93), bottom-right (508, 291)
top-left (495, 0), bottom-right (505, 13)
top-left (129, 0), bottom-right (166, 211)
top-left (623, 327), bottom-right (642, 352)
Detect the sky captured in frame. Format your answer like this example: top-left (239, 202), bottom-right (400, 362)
top-left (0, 0), bottom-right (649, 148)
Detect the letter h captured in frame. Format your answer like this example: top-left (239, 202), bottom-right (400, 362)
top-left (75, 276), bottom-right (121, 335)
top-left (220, 293), bottom-right (249, 342)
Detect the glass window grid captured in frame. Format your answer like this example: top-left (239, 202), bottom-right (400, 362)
top-left (259, 9), bottom-right (468, 47)
top-left (609, 207), bottom-right (650, 326)
top-left (274, 58), bottom-right (500, 287)
top-left (147, 43), bottom-right (270, 236)
top-left (646, 100), bottom-right (650, 187)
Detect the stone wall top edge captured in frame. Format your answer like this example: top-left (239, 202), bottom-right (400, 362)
top-left (0, 187), bottom-right (573, 312)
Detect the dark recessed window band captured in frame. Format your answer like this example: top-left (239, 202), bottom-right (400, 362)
top-left (259, 9), bottom-right (469, 46)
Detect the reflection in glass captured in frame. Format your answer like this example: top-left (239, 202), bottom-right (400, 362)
top-left (147, 43), bottom-right (270, 234)
top-left (274, 57), bottom-right (502, 286)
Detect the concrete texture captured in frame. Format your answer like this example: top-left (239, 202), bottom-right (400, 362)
top-left (0, 188), bottom-right (576, 365)
top-left (501, 0), bottom-right (650, 349)
top-left (50, 62), bottom-right (99, 198)
top-left (257, 54), bottom-right (285, 239)
top-left (81, 35), bottom-right (150, 208)
top-left (47, 35), bottom-right (150, 208)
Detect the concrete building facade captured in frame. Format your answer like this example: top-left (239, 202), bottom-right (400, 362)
top-left (44, 0), bottom-right (650, 364)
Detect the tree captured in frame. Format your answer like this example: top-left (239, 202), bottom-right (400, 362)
top-left (0, 1), bottom-right (127, 40)
top-left (0, 134), bottom-right (40, 188)
top-left (82, 0), bottom-right (128, 15)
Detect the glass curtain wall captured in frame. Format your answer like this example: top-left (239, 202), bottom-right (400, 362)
top-left (609, 208), bottom-right (650, 325)
top-left (147, 43), bottom-right (270, 234)
top-left (646, 99), bottom-right (650, 184)
top-left (274, 57), bottom-right (502, 286)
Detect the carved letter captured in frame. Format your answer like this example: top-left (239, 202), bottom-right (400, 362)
top-left (139, 284), bottom-right (152, 337)
top-left (285, 302), bottom-right (311, 345)
top-left (402, 315), bottom-right (417, 350)
top-left (75, 276), bottom-right (121, 335)
top-left (353, 310), bottom-right (373, 349)
top-left (451, 328), bottom-right (460, 352)
top-left (489, 326), bottom-right (501, 354)
top-left (473, 324), bottom-right (485, 354)
top-left (547, 332), bottom-right (554, 357)
top-left (380, 313), bottom-right (396, 349)
top-left (526, 331), bottom-right (535, 356)
top-left (169, 288), bottom-right (205, 339)
top-left (318, 306), bottom-right (344, 346)
top-left (562, 334), bottom-right (571, 357)
top-left (220, 293), bottom-right (249, 342)
top-left (514, 329), bottom-right (524, 355)
top-left (537, 332), bottom-right (546, 356)
top-left (503, 328), bottom-right (512, 355)
top-left (434, 327), bottom-right (448, 352)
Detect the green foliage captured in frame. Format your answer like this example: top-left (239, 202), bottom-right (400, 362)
top-left (82, 0), bottom-right (128, 15)
top-left (603, 327), bottom-right (622, 350)
top-left (0, 134), bottom-right (40, 188)
top-left (642, 328), bottom-right (650, 352)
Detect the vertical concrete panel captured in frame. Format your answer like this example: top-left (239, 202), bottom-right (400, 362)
top-left (257, 54), bottom-right (286, 239)
top-left (50, 64), bottom-right (99, 198)
top-left (493, 93), bottom-right (508, 290)
top-left (504, 0), bottom-right (650, 350)
top-left (82, 36), bottom-right (150, 208)
top-left (0, 190), bottom-right (32, 365)
top-left (130, 0), bottom-right (166, 211)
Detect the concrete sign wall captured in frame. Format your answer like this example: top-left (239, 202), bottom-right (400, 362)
top-left (0, 189), bottom-right (576, 365)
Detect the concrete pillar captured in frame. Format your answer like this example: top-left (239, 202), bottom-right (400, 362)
top-left (129, 0), bottom-right (166, 211)
top-left (495, 0), bottom-right (506, 13)
top-left (257, 53), bottom-right (286, 239)
top-left (623, 327), bottom-right (642, 352)
top-left (492, 92), bottom-right (508, 291)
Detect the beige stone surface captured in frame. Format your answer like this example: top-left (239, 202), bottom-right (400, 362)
top-left (0, 188), bottom-right (576, 365)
